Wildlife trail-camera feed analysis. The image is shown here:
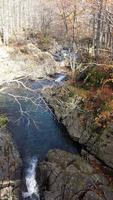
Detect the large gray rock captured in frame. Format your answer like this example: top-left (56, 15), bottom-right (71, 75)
top-left (39, 150), bottom-right (113, 200)
top-left (0, 127), bottom-right (22, 200)
top-left (63, 111), bottom-right (113, 168)
top-left (91, 124), bottom-right (113, 168)
top-left (43, 87), bottom-right (113, 169)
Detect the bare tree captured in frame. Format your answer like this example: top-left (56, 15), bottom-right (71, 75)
top-left (0, 0), bottom-right (34, 45)
top-left (40, 6), bottom-right (53, 37)
top-left (91, 0), bottom-right (113, 58)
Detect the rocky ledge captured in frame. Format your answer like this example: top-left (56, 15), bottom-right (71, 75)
top-left (42, 86), bottom-right (113, 169)
top-left (0, 43), bottom-right (64, 85)
top-left (0, 127), bottom-right (22, 200)
top-left (39, 150), bottom-right (113, 200)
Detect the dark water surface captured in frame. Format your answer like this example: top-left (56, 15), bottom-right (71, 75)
top-left (0, 77), bottom-right (78, 199)
top-left (1, 77), bottom-right (78, 163)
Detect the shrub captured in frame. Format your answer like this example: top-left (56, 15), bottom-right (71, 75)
top-left (95, 51), bottom-right (112, 64)
top-left (84, 66), bottom-right (110, 89)
top-left (94, 111), bottom-right (112, 128)
top-left (36, 32), bottom-right (52, 51)
top-left (97, 86), bottom-right (113, 102)
top-left (74, 63), bottom-right (113, 127)
top-left (76, 65), bottom-right (113, 89)
top-left (68, 91), bottom-right (75, 98)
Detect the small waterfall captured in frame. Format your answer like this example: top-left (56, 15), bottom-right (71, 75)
top-left (23, 157), bottom-right (40, 200)
top-left (55, 74), bottom-right (66, 83)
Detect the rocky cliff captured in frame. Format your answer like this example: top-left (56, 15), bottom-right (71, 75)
top-left (39, 150), bottom-right (113, 200)
top-left (42, 86), bottom-right (113, 169)
top-left (0, 127), bottom-right (22, 200)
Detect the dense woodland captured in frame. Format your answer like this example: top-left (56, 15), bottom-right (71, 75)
top-left (0, 0), bottom-right (113, 59)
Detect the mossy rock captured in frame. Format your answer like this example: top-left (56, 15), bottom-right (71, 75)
top-left (0, 115), bottom-right (8, 127)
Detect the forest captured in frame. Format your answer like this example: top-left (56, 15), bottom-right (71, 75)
top-left (0, 1), bottom-right (113, 200)
top-left (0, 0), bottom-right (113, 57)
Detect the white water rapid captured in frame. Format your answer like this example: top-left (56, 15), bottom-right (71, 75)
top-left (55, 74), bottom-right (66, 83)
top-left (23, 157), bottom-right (40, 200)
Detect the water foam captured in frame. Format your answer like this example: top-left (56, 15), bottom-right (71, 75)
top-left (23, 157), bottom-right (40, 200)
top-left (55, 74), bottom-right (66, 83)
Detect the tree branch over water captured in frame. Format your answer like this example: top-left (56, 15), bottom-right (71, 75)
top-left (0, 76), bottom-right (57, 130)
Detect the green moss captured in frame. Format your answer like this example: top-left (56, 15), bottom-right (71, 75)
top-left (68, 91), bottom-right (75, 98)
top-left (0, 115), bottom-right (8, 127)
top-left (83, 67), bottom-right (108, 89)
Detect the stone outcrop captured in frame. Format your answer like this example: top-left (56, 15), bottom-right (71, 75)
top-left (0, 127), bottom-right (22, 200)
top-left (63, 110), bottom-right (113, 169)
top-left (42, 87), bottom-right (113, 169)
top-left (0, 43), bottom-right (63, 85)
top-left (39, 150), bottom-right (113, 200)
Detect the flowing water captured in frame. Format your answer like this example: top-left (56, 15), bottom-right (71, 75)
top-left (0, 74), bottom-right (78, 199)
top-left (23, 157), bottom-right (40, 200)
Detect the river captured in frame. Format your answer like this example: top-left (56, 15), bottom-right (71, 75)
top-left (0, 74), bottom-right (79, 199)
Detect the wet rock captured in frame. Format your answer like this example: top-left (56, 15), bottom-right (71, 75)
top-left (0, 180), bottom-right (21, 200)
top-left (0, 127), bottom-right (22, 199)
top-left (39, 150), bottom-right (113, 200)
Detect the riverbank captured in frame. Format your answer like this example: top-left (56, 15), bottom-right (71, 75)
top-left (0, 42), bottom-right (65, 87)
top-left (0, 74), bottom-right (113, 200)
top-left (42, 67), bottom-right (113, 169)
top-left (41, 79), bottom-right (113, 200)
top-left (0, 76), bottom-right (78, 200)
top-left (0, 123), bottom-right (22, 199)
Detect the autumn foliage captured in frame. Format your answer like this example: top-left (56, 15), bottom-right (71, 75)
top-left (75, 64), bottom-right (113, 128)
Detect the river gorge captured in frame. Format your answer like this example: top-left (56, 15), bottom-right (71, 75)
top-left (0, 44), bottom-right (113, 200)
top-left (0, 74), bottom-right (79, 199)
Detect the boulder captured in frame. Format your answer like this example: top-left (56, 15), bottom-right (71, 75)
top-left (63, 111), bottom-right (113, 169)
top-left (39, 150), bottom-right (113, 200)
